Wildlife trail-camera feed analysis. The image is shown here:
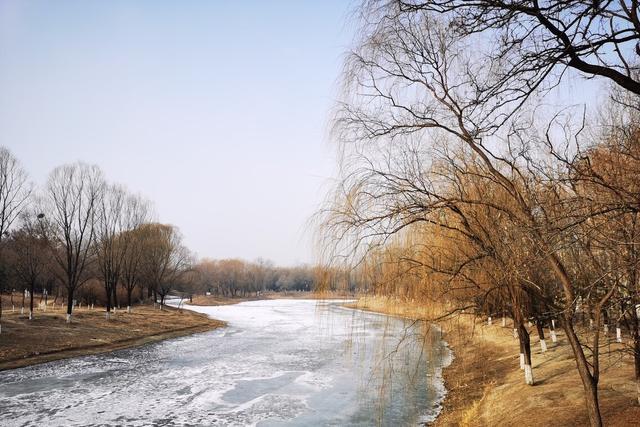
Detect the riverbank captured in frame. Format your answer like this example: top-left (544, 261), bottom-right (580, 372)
top-left (347, 296), bottom-right (640, 426)
top-left (0, 304), bottom-right (224, 371)
top-left (189, 290), bottom-right (354, 306)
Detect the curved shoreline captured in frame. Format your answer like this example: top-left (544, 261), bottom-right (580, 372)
top-left (0, 304), bottom-right (224, 372)
top-left (0, 323), bottom-right (221, 371)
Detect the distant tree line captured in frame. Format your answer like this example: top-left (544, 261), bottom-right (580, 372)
top-left (181, 259), bottom-right (350, 297)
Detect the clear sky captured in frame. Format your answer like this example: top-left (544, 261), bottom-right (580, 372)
top-left (0, 1), bottom-right (355, 266)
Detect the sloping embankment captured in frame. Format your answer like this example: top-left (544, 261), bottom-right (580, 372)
top-left (0, 304), bottom-right (224, 371)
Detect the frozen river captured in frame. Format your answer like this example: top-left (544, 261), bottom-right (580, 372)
top-left (0, 299), bottom-right (451, 426)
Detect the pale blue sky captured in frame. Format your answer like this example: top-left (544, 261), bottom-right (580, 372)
top-left (0, 1), bottom-right (355, 266)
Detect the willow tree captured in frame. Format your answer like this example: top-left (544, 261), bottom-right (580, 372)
top-left (119, 195), bottom-right (154, 311)
top-left (139, 223), bottom-right (190, 309)
top-left (321, 2), bottom-right (640, 424)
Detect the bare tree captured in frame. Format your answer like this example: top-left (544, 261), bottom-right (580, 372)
top-left (7, 211), bottom-right (49, 320)
top-left (387, 0), bottom-right (640, 95)
top-left (0, 147), bottom-right (32, 331)
top-left (45, 163), bottom-right (104, 322)
top-left (320, 3), bottom-right (640, 424)
top-left (95, 184), bottom-right (127, 319)
top-left (119, 194), bottom-right (153, 312)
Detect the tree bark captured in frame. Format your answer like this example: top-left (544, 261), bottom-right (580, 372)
top-left (536, 320), bottom-right (547, 352)
top-left (111, 284), bottom-right (118, 309)
top-left (66, 288), bottom-right (74, 322)
top-left (518, 323), bottom-right (534, 385)
top-left (29, 281), bottom-right (34, 320)
top-left (127, 288), bottom-right (133, 312)
top-left (562, 316), bottom-right (603, 427)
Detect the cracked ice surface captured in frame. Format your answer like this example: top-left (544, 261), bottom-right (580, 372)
top-left (0, 299), bottom-right (451, 426)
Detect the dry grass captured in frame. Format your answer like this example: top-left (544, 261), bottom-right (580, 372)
top-left (349, 296), bottom-right (640, 426)
top-left (0, 303), bottom-right (224, 371)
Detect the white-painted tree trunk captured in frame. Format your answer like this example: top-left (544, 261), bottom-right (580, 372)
top-left (589, 319), bottom-right (594, 329)
top-left (513, 328), bottom-right (518, 339)
top-left (604, 324), bottom-right (609, 335)
top-left (106, 311), bottom-right (111, 320)
top-left (551, 319), bottom-right (556, 329)
top-left (524, 364), bottom-right (534, 385)
top-left (502, 317), bottom-right (506, 327)
top-left (519, 353), bottom-right (525, 370)
top-left (20, 307), bottom-right (24, 315)
top-left (91, 304), bottom-right (94, 310)
top-left (540, 339), bottom-right (547, 353)
top-left (616, 327), bottom-right (622, 343)
top-left (127, 306), bottom-right (131, 313)
top-left (28, 310), bottom-right (32, 320)
top-left (11, 305), bottom-right (14, 313)
top-left (550, 330), bottom-right (557, 343)
top-left (66, 314), bottom-right (71, 323)
top-left (487, 316), bottom-right (492, 326)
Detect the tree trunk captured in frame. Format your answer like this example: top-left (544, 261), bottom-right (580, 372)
top-left (518, 323), bottom-right (534, 385)
top-left (628, 304), bottom-right (640, 405)
top-left (127, 288), bottom-right (133, 313)
top-left (66, 288), bottom-right (74, 323)
top-left (634, 326), bottom-right (640, 406)
top-left (536, 320), bottom-right (547, 353)
top-left (111, 284), bottom-right (118, 309)
top-left (562, 316), bottom-right (603, 427)
top-left (29, 281), bottom-right (34, 320)
top-left (104, 282), bottom-right (112, 320)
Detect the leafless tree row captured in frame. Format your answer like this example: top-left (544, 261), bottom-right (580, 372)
top-left (0, 152), bottom-right (193, 325)
top-left (188, 258), bottom-right (322, 297)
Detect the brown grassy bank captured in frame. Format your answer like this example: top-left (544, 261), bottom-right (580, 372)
top-left (0, 303), bottom-right (224, 371)
top-left (347, 296), bottom-right (640, 426)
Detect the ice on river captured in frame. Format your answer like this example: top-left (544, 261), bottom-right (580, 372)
top-left (0, 299), bottom-right (451, 426)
